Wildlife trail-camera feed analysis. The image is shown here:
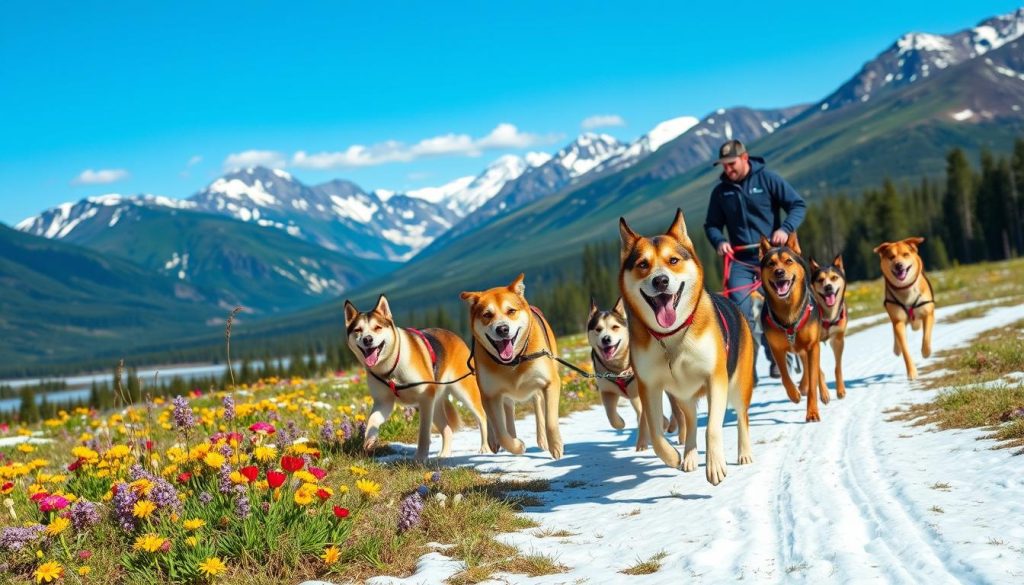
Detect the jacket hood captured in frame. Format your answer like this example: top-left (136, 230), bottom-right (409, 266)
top-left (719, 156), bottom-right (766, 184)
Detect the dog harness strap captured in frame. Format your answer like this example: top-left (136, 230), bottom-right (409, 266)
top-left (591, 349), bottom-right (633, 396)
top-left (818, 303), bottom-right (846, 330)
top-left (763, 300), bottom-right (814, 345)
top-left (405, 328), bottom-right (436, 366)
top-left (614, 377), bottom-right (631, 396)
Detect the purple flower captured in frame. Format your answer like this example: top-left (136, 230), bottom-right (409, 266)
top-left (397, 492), bottom-right (424, 533)
top-left (111, 482), bottom-right (140, 532)
top-left (416, 485), bottom-right (429, 498)
top-left (430, 471), bottom-right (441, 483)
top-left (339, 420), bottom-right (353, 440)
top-left (218, 464), bottom-right (234, 495)
top-left (199, 491), bottom-right (213, 505)
top-left (0, 525), bottom-right (45, 552)
top-left (69, 500), bottom-right (101, 531)
top-left (129, 466), bottom-right (181, 512)
top-left (171, 395), bottom-right (196, 432)
top-left (320, 419), bottom-right (336, 444)
top-left (234, 486), bottom-right (251, 519)
top-left (222, 395), bottom-right (236, 422)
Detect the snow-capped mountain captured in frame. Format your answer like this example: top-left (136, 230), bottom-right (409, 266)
top-left (404, 153), bottom-right (551, 218)
top-left (819, 7), bottom-right (1024, 112)
top-left (595, 115), bottom-right (699, 174)
top-left (16, 193), bottom-right (197, 241)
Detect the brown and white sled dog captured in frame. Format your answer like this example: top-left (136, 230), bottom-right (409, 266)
top-left (759, 234), bottom-right (825, 422)
top-left (873, 237), bottom-right (935, 380)
top-left (586, 298), bottom-right (681, 450)
top-left (618, 209), bottom-right (755, 485)
top-left (460, 274), bottom-right (564, 460)
top-left (343, 295), bottom-right (492, 462)
top-left (808, 255), bottom-right (848, 399)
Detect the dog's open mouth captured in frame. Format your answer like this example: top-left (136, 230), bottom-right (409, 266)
top-left (488, 330), bottom-right (520, 362)
top-left (892, 265), bottom-right (910, 281)
top-left (770, 275), bottom-right (796, 298)
top-left (823, 291), bottom-right (838, 307)
top-left (361, 341), bottom-right (385, 367)
top-left (601, 340), bottom-right (620, 361)
top-left (641, 283), bottom-right (684, 328)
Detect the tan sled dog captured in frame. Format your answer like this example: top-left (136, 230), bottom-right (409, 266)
top-left (808, 255), bottom-right (849, 399)
top-left (586, 298), bottom-right (681, 450)
top-left (619, 210), bottom-right (755, 485)
top-left (344, 295), bottom-right (492, 462)
top-left (873, 237), bottom-right (935, 380)
top-left (460, 274), bottom-right (564, 460)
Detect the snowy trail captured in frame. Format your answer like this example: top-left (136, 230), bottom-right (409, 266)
top-left (358, 304), bottom-right (1024, 585)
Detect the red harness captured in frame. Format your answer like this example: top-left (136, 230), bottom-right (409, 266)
top-left (763, 301), bottom-right (814, 346)
top-left (818, 304), bottom-right (846, 331)
top-left (382, 328), bottom-right (437, 398)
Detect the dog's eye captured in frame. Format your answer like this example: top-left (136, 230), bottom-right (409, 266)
top-left (373, 325), bottom-right (383, 332)
top-left (595, 326), bottom-right (603, 333)
top-left (482, 311), bottom-right (494, 319)
top-left (785, 258), bottom-right (793, 265)
top-left (506, 308), bottom-right (517, 317)
top-left (353, 328), bottom-right (362, 335)
top-left (637, 260), bottom-right (649, 270)
top-left (612, 325), bottom-right (620, 331)
top-left (669, 257), bottom-right (679, 265)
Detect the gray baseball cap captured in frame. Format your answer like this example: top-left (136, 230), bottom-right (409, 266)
top-left (714, 140), bottom-right (746, 165)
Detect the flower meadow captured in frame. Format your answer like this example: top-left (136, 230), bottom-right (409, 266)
top-left (1, 350), bottom-right (600, 585)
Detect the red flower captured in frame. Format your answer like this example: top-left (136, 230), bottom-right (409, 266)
top-left (308, 466), bottom-right (326, 480)
top-left (316, 489), bottom-right (330, 501)
top-left (332, 506), bottom-right (349, 519)
top-left (240, 466), bottom-right (259, 482)
top-left (280, 456), bottom-right (304, 473)
top-left (248, 422), bottom-right (276, 435)
top-left (78, 550), bottom-right (93, 561)
top-left (1, 481), bottom-right (13, 494)
top-left (177, 472), bottom-right (192, 484)
top-left (38, 494), bottom-right (69, 512)
top-left (30, 491), bottom-right (49, 502)
top-left (67, 458), bottom-right (83, 472)
top-left (267, 470), bottom-right (286, 489)
top-left (145, 440), bottom-right (153, 451)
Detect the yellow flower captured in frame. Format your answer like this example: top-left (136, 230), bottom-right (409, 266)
top-left (339, 485), bottom-right (350, 494)
top-left (45, 517), bottom-right (70, 536)
top-left (198, 556), bottom-right (227, 577)
top-left (78, 566), bottom-right (91, 576)
top-left (349, 465), bottom-right (369, 477)
top-left (71, 446), bottom-right (99, 463)
top-left (133, 533), bottom-right (166, 553)
top-left (106, 445), bottom-right (131, 459)
top-left (133, 500), bottom-right (157, 519)
top-left (321, 546), bottom-right (341, 565)
top-left (183, 518), bottom-right (206, 531)
top-left (17, 444), bottom-right (35, 453)
top-left (186, 535), bottom-right (199, 547)
top-left (253, 445), bottom-right (278, 463)
top-left (129, 478), bottom-right (154, 495)
top-left (293, 484), bottom-right (316, 506)
top-left (293, 470), bottom-right (318, 484)
top-left (34, 561), bottom-right (63, 583)
top-left (355, 478), bottom-right (382, 498)
top-left (229, 471), bottom-right (247, 484)
top-left (203, 452), bottom-right (226, 469)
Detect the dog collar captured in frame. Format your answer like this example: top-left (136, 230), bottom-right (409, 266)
top-left (646, 289), bottom-right (702, 340)
top-left (763, 297), bottom-right (814, 346)
top-left (591, 350), bottom-right (635, 396)
top-left (818, 303), bottom-right (846, 330)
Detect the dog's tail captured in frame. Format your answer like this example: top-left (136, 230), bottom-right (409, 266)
top-left (441, 392), bottom-right (463, 431)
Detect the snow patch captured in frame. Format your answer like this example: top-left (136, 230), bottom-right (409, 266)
top-left (951, 109), bottom-right (975, 121)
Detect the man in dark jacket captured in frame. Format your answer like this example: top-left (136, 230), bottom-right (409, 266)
top-left (704, 139), bottom-right (806, 379)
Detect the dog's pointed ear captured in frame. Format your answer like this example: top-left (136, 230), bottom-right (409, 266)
top-left (588, 297), bottom-right (599, 319)
top-left (786, 231), bottom-right (801, 255)
top-left (459, 291), bottom-right (480, 307)
top-left (808, 257), bottom-right (820, 273)
top-left (508, 273), bottom-right (526, 297)
top-left (872, 241), bottom-right (891, 255)
top-left (666, 208), bottom-right (689, 241)
top-left (613, 296), bottom-right (625, 317)
top-left (904, 236), bottom-right (925, 251)
top-left (373, 294), bottom-right (392, 319)
top-left (833, 254), bottom-right (844, 270)
top-left (619, 217), bottom-right (638, 261)
top-left (758, 235), bottom-right (771, 260)
top-left (343, 300), bottom-right (359, 327)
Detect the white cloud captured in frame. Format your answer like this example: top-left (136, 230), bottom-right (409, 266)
top-left (291, 124), bottom-right (561, 170)
top-left (187, 155), bottom-right (203, 167)
top-left (222, 150), bottom-right (287, 171)
top-left (581, 114), bottom-right (626, 130)
top-left (71, 168), bottom-right (129, 185)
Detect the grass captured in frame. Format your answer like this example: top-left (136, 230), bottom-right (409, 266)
top-left (920, 320), bottom-right (1024, 390)
top-left (620, 550), bottom-right (668, 575)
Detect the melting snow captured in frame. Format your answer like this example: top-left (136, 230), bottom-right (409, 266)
top-left (330, 195), bottom-right (378, 223)
top-left (951, 108), bottom-right (975, 121)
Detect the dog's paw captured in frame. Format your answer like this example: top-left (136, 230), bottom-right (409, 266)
top-left (548, 442), bottom-right (563, 460)
top-left (805, 410), bottom-right (821, 423)
top-left (785, 386), bottom-right (802, 404)
top-left (509, 438), bottom-right (526, 455)
top-left (837, 384), bottom-right (846, 399)
top-left (362, 438), bottom-right (377, 454)
top-left (610, 415), bottom-right (625, 430)
top-left (819, 388), bottom-right (831, 405)
top-left (634, 441), bottom-right (649, 452)
top-left (478, 445), bottom-right (494, 455)
top-left (413, 452), bottom-right (429, 465)
top-left (922, 344), bottom-right (932, 358)
top-left (737, 452), bottom-right (754, 465)
top-left (893, 342), bottom-right (902, 356)
top-left (706, 452), bottom-right (728, 486)
top-left (681, 447), bottom-right (699, 472)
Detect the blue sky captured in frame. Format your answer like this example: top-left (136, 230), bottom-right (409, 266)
top-left (1, 1), bottom-right (1020, 225)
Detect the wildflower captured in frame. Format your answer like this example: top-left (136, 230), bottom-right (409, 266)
top-left (222, 395), bottom-right (236, 422)
top-left (267, 471), bottom-right (286, 489)
top-left (253, 445), bottom-right (277, 463)
top-left (332, 506), bottom-right (349, 519)
top-left (112, 483), bottom-right (141, 532)
top-left (321, 546), bottom-right (341, 565)
top-left (1, 525), bottom-right (45, 552)
top-left (316, 488), bottom-right (332, 501)
top-left (132, 500), bottom-right (157, 519)
top-left (308, 466), bottom-right (327, 480)
top-left (183, 518), bottom-right (206, 531)
top-left (45, 517), bottom-right (70, 537)
top-left (198, 492), bottom-right (213, 505)
top-left (430, 471), bottom-right (442, 482)
top-left (239, 466), bottom-right (259, 482)
top-left (172, 396), bottom-right (197, 432)
top-left (203, 451), bottom-right (226, 469)
top-left (281, 456), bottom-right (303, 473)
top-left (249, 422), bottom-right (275, 435)
top-left (293, 470), bottom-right (318, 484)
top-left (355, 479), bottom-right (382, 499)
top-left (349, 465), bottom-right (369, 477)
top-left (293, 484), bottom-right (317, 506)
top-left (198, 556), bottom-right (227, 577)
top-left (132, 533), bottom-right (166, 553)
top-left (235, 492), bottom-right (251, 519)
top-left (177, 472), bottom-right (192, 484)
top-left (1, 482), bottom-right (13, 495)
top-left (33, 561), bottom-right (63, 583)
top-left (77, 550), bottom-right (92, 561)
top-left (416, 484), bottom-right (429, 498)
top-left (186, 536), bottom-right (198, 547)
top-left (79, 566), bottom-right (91, 576)
top-left (397, 492), bottom-right (424, 533)
top-left (38, 495), bottom-right (69, 513)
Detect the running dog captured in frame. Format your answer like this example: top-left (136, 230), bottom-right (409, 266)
top-left (344, 295), bottom-right (492, 462)
top-left (809, 255), bottom-right (848, 399)
top-left (586, 298), bottom-right (681, 450)
top-left (873, 237), bottom-right (935, 380)
top-left (759, 234), bottom-right (824, 422)
top-left (619, 209), bottom-right (755, 485)
top-left (460, 273), bottom-right (564, 459)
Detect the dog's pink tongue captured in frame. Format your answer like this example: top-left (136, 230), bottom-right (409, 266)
top-left (654, 297), bottom-right (677, 329)
top-left (603, 346), bottom-right (616, 360)
top-left (498, 339), bottom-right (515, 361)
top-left (364, 346), bottom-right (381, 367)
top-left (825, 292), bottom-right (837, 307)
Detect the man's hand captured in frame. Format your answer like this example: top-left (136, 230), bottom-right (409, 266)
top-left (770, 229), bottom-right (788, 246)
top-left (716, 242), bottom-right (733, 257)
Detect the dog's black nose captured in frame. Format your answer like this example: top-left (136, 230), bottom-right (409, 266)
top-left (361, 335), bottom-right (373, 346)
top-left (652, 275), bottom-right (670, 292)
top-left (496, 324), bottom-right (510, 338)
top-left (774, 268), bottom-right (786, 279)
top-left (601, 335), bottom-right (612, 345)
top-left (895, 262), bottom-right (905, 271)
top-left (824, 285), bottom-right (834, 294)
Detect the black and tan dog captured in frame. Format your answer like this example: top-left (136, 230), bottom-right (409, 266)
top-left (759, 234), bottom-right (824, 422)
top-left (808, 255), bottom-right (848, 400)
top-left (586, 298), bottom-right (681, 450)
top-left (344, 295), bottom-right (492, 462)
top-left (873, 237), bottom-right (935, 380)
top-left (619, 209), bottom-right (755, 485)
top-left (460, 274), bottom-right (564, 459)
